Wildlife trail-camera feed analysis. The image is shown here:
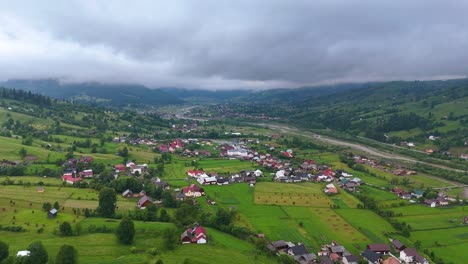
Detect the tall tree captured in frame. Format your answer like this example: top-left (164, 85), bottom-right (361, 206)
top-left (27, 241), bottom-right (48, 264)
top-left (116, 217), bottom-right (135, 244)
top-left (59, 222), bottom-right (73, 236)
top-left (97, 187), bottom-right (116, 217)
top-left (0, 241), bottom-right (8, 263)
top-left (55, 244), bottom-right (78, 264)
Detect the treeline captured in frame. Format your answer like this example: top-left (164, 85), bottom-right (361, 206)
top-left (0, 88), bottom-right (52, 106)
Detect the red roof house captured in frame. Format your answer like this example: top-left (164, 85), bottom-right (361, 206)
top-left (114, 164), bottom-right (126, 172)
top-left (183, 184), bottom-right (204, 197)
top-left (62, 174), bottom-right (82, 184)
top-left (180, 225), bottom-right (207, 244)
top-left (137, 195), bottom-right (153, 209)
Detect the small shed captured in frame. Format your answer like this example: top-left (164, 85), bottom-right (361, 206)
top-left (48, 208), bottom-right (58, 218)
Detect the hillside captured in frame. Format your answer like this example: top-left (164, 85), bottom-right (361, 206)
top-left (1, 79), bottom-right (182, 107)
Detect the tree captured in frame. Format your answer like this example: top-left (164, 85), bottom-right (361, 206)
top-left (59, 222), bottom-right (73, 236)
top-left (19, 148), bottom-right (27, 158)
top-left (53, 201), bottom-right (60, 210)
top-left (156, 260), bottom-right (164, 264)
top-left (27, 241), bottom-right (48, 264)
top-left (162, 190), bottom-right (176, 208)
top-left (159, 209), bottom-right (170, 222)
top-left (55, 244), bottom-right (78, 264)
top-left (175, 203), bottom-right (199, 226)
top-left (97, 187), bottom-right (116, 217)
top-left (116, 217), bottom-right (135, 244)
top-left (414, 240), bottom-right (421, 250)
top-left (0, 241), bottom-right (8, 263)
top-left (278, 254), bottom-right (296, 264)
top-left (119, 147), bottom-right (129, 157)
top-left (42, 202), bottom-right (51, 212)
top-left (163, 228), bottom-right (178, 250)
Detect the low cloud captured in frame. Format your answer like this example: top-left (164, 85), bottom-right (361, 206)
top-left (1, 1), bottom-right (467, 89)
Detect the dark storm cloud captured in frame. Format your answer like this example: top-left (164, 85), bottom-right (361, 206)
top-left (1, 0), bottom-right (467, 89)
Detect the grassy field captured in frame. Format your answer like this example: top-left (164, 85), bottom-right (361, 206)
top-left (254, 182), bottom-right (332, 207)
top-left (0, 184), bottom-right (275, 264)
top-left (0, 217), bottom-right (274, 264)
top-left (203, 182), bottom-right (375, 254)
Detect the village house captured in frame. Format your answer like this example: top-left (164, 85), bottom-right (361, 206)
top-left (183, 184), bottom-right (204, 197)
top-left (131, 164), bottom-right (147, 175)
top-left (197, 175), bottom-right (217, 185)
top-left (324, 184), bottom-right (338, 194)
top-left (361, 249), bottom-right (382, 264)
top-left (122, 189), bottom-right (133, 198)
top-left (180, 224), bottom-right (207, 244)
top-left (187, 169), bottom-right (205, 178)
top-left (383, 256), bottom-right (400, 264)
top-left (400, 248), bottom-right (429, 264)
top-left (79, 169), bottom-right (93, 178)
top-left (411, 190), bottom-right (424, 199)
top-left (267, 240), bottom-right (292, 253)
top-left (79, 156), bottom-right (93, 163)
top-left (151, 177), bottom-right (170, 189)
top-left (126, 161), bottom-right (135, 168)
top-left (48, 208), bottom-right (58, 219)
top-left (114, 164), bottom-right (126, 172)
top-left (342, 254), bottom-right (359, 264)
top-left (367, 244), bottom-right (391, 255)
top-left (392, 239), bottom-right (406, 252)
top-left (137, 195), bottom-right (153, 209)
top-left (62, 173), bottom-right (82, 184)
top-left (175, 193), bottom-right (185, 201)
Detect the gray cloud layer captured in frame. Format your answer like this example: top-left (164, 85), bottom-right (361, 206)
top-left (1, 1), bottom-right (467, 89)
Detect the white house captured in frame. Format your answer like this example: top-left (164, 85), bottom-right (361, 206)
top-left (254, 169), bottom-right (263, 177)
top-left (400, 248), bottom-right (428, 264)
top-left (227, 147), bottom-right (249, 157)
top-left (17, 251), bottom-right (30, 257)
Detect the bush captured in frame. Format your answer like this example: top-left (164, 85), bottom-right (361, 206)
top-left (59, 221), bottom-right (73, 236)
top-left (55, 244), bottom-right (78, 264)
top-left (116, 217), bottom-right (135, 244)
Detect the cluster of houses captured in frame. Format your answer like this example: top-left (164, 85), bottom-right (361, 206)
top-left (112, 161), bottom-right (148, 177)
top-left (267, 240), bottom-right (428, 264)
top-left (362, 241), bottom-right (429, 264)
top-left (180, 224), bottom-right (207, 244)
top-left (272, 165), bottom-right (362, 195)
top-left (61, 156), bottom-right (95, 184)
top-left (392, 188), bottom-right (449, 207)
top-left (267, 240), bottom-right (317, 263)
top-left (187, 169), bottom-right (263, 186)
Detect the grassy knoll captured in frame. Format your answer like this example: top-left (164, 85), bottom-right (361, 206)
top-left (335, 209), bottom-right (396, 243)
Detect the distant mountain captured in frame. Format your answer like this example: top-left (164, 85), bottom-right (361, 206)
top-left (163, 83), bottom-right (363, 104)
top-left (161, 88), bottom-right (251, 103)
top-left (0, 79), bottom-right (182, 107)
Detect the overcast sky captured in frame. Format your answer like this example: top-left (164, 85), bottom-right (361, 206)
top-left (1, 1), bottom-right (467, 89)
